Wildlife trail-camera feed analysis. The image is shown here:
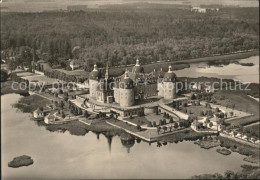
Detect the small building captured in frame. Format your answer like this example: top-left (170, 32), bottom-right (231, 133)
top-left (44, 114), bottom-right (57, 124)
top-left (33, 108), bottom-right (51, 120)
top-left (191, 7), bottom-right (207, 13)
top-left (33, 108), bottom-right (45, 119)
top-left (204, 85), bottom-right (215, 93)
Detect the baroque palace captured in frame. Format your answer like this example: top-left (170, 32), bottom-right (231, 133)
top-left (77, 59), bottom-right (189, 119)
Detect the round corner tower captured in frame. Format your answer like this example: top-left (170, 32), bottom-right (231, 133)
top-left (89, 64), bottom-right (101, 98)
top-left (163, 65), bottom-right (177, 100)
top-left (119, 70), bottom-right (135, 107)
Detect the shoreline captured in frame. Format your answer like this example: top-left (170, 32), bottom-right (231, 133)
top-left (173, 50), bottom-right (259, 64)
top-left (99, 50), bottom-right (259, 75)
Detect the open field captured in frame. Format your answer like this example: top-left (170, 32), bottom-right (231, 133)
top-left (184, 104), bottom-right (209, 117)
top-left (212, 90), bottom-right (259, 126)
top-left (54, 69), bottom-right (89, 77)
top-left (1, 81), bottom-right (29, 96)
top-left (13, 94), bottom-right (51, 113)
top-left (16, 72), bottom-right (39, 77)
top-left (218, 136), bottom-right (260, 158)
top-left (158, 128), bottom-right (215, 142)
top-left (242, 83), bottom-right (259, 98)
top-left (244, 124), bottom-right (260, 138)
top-left (21, 75), bottom-right (58, 84)
top-left (175, 50), bottom-right (259, 64)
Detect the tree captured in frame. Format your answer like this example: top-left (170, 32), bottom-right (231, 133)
top-left (147, 121), bottom-right (152, 127)
top-left (169, 117), bottom-right (174, 123)
top-left (64, 96), bottom-right (68, 102)
top-left (61, 111), bottom-right (66, 118)
top-left (1, 70), bottom-right (8, 82)
top-left (161, 126), bottom-right (167, 133)
top-left (77, 108), bottom-right (82, 115)
top-left (224, 112), bottom-right (228, 118)
top-left (163, 119), bottom-right (166, 125)
top-left (159, 119), bottom-right (163, 126)
top-left (84, 111), bottom-right (89, 118)
top-left (204, 118), bottom-right (210, 127)
top-left (153, 121), bottom-right (157, 127)
top-left (157, 126), bottom-right (161, 135)
top-left (209, 122), bottom-right (213, 128)
top-left (229, 111), bottom-right (234, 117)
top-left (169, 125), bottom-right (173, 132)
top-left (60, 100), bottom-right (64, 109)
top-left (137, 124), bottom-right (142, 131)
top-left (224, 170), bottom-right (235, 179)
top-left (179, 120), bottom-right (184, 128)
top-left (191, 93), bottom-right (196, 100)
top-left (200, 111), bottom-right (204, 116)
top-left (205, 103), bottom-right (211, 109)
top-left (174, 122), bottom-right (179, 129)
top-left (163, 112), bottom-right (167, 118)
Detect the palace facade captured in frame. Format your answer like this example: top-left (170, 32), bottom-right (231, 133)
top-left (88, 59), bottom-right (179, 107)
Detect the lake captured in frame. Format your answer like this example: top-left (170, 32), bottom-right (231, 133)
top-left (175, 56), bottom-right (259, 84)
top-left (1, 94), bottom-right (251, 179)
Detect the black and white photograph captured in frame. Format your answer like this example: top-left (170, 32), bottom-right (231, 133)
top-left (0, 0), bottom-right (259, 179)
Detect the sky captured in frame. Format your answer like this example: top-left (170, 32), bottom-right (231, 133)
top-left (0, 0), bottom-right (259, 12)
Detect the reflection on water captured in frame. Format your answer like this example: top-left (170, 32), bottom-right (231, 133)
top-left (175, 56), bottom-right (259, 83)
top-left (1, 92), bottom-right (252, 179)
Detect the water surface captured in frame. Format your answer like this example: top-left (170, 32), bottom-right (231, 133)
top-left (175, 56), bottom-right (259, 83)
top-left (1, 94), bottom-right (251, 179)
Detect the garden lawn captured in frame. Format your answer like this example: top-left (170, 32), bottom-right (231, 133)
top-left (13, 94), bottom-right (51, 113)
top-left (212, 90), bottom-right (259, 126)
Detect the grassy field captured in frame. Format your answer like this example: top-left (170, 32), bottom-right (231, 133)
top-left (185, 104), bottom-right (209, 117)
top-left (242, 83), bottom-right (259, 98)
top-left (218, 136), bottom-right (259, 158)
top-left (212, 90), bottom-right (259, 126)
top-left (13, 94), bottom-right (51, 113)
top-left (244, 124), bottom-right (260, 138)
top-left (41, 119), bottom-right (122, 136)
top-left (176, 50), bottom-right (259, 64)
top-left (158, 128), bottom-right (215, 142)
top-left (54, 69), bottom-right (89, 77)
top-left (1, 80), bottom-right (29, 96)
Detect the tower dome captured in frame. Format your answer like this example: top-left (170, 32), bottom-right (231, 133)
top-left (89, 64), bottom-right (101, 80)
top-left (164, 65), bottom-right (176, 82)
top-left (120, 70), bottom-right (134, 89)
top-left (132, 59), bottom-right (144, 74)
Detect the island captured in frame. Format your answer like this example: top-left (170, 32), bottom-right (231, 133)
top-left (8, 155), bottom-right (34, 168)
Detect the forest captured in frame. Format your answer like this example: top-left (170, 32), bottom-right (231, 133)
top-left (1, 5), bottom-right (259, 71)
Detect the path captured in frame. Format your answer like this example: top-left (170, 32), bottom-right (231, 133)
top-left (243, 121), bottom-right (260, 128)
top-left (34, 92), bottom-right (53, 101)
top-left (106, 121), bottom-right (190, 142)
top-left (247, 95), bottom-right (259, 102)
top-left (220, 133), bottom-right (260, 148)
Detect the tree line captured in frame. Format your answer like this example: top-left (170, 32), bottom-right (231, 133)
top-left (1, 6), bottom-right (259, 70)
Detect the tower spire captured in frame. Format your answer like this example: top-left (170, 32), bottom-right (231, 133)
top-left (93, 64), bottom-right (98, 71)
top-left (124, 69), bottom-right (129, 79)
top-left (105, 62), bottom-right (109, 80)
top-left (168, 65), bottom-right (172, 73)
top-left (136, 59), bottom-right (140, 66)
